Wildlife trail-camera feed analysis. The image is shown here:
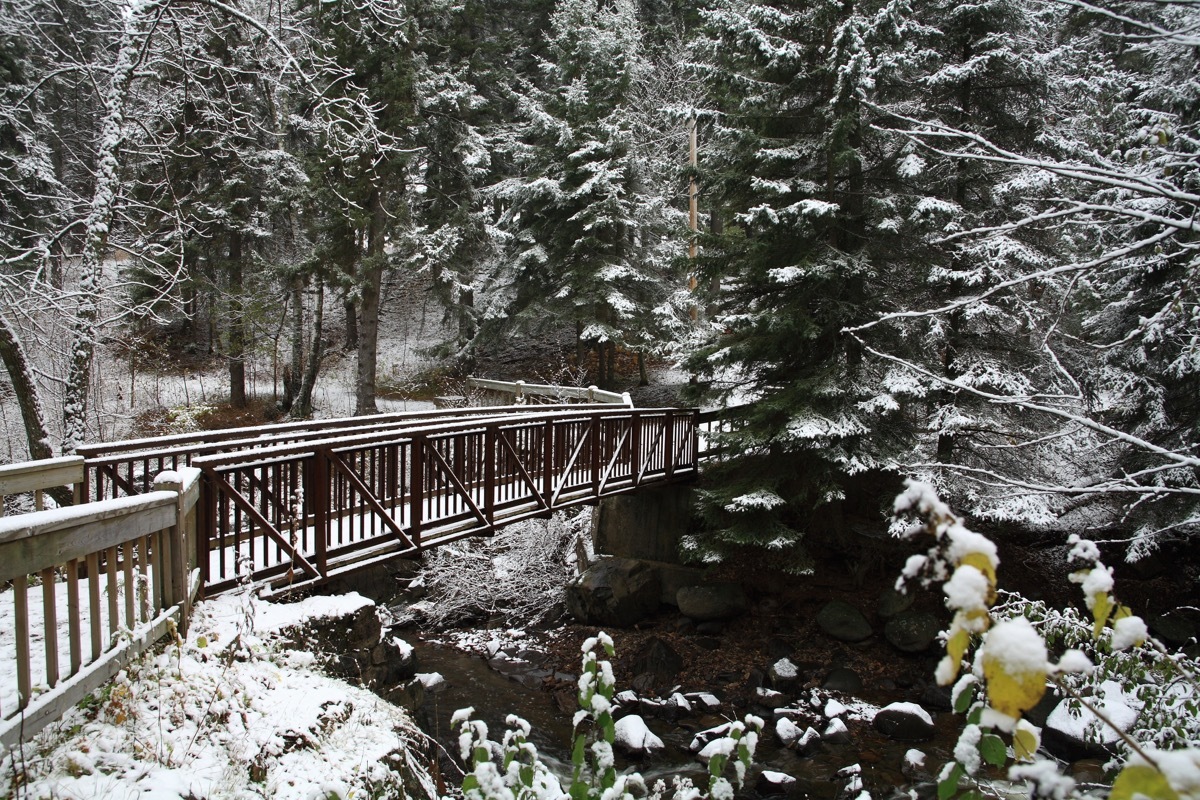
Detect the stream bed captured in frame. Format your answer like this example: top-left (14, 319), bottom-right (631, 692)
top-left (404, 636), bottom-right (964, 799)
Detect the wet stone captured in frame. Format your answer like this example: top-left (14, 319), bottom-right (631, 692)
top-left (878, 586), bottom-right (917, 620)
top-left (884, 612), bottom-right (942, 653)
top-left (873, 702), bottom-right (935, 742)
top-left (822, 667), bottom-right (863, 694)
top-left (817, 601), bottom-right (873, 642)
top-left (677, 584), bottom-right (749, 622)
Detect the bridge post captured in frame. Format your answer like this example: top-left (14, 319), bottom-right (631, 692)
top-left (311, 450), bottom-right (329, 577)
top-left (589, 414), bottom-right (601, 498)
top-left (484, 424), bottom-right (496, 527)
top-left (664, 412), bottom-right (675, 478)
top-left (543, 418), bottom-right (554, 502)
top-left (411, 435), bottom-right (424, 545)
top-left (630, 411), bottom-right (642, 485)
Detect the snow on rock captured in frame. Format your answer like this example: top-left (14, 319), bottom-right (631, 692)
top-left (823, 717), bottom-right (852, 743)
top-left (824, 698), bottom-right (847, 718)
top-left (1, 594), bottom-right (435, 800)
top-left (872, 702), bottom-right (935, 742)
top-left (690, 722), bottom-right (733, 752)
top-left (613, 715), bottom-right (664, 755)
top-left (776, 717), bottom-right (804, 747)
top-left (416, 671), bottom-right (447, 692)
top-left (1046, 679), bottom-right (1140, 746)
top-left (687, 692), bottom-right (722, 712)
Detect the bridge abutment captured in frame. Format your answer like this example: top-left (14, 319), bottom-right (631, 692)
top-left (590, 483), bottom-right (694, 564)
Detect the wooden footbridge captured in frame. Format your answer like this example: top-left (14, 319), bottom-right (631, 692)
top-left (0, 379), bottom-right (712, 747)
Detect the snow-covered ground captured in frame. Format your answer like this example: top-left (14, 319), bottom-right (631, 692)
top-left (2, 592), bottom-right (436, 800)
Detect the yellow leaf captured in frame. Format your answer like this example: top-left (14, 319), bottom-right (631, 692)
top-left (1012, 722), bottom-right (1039, 762)
top-left (1092, 592), bottom-right (1114, 639)
top-left (960, 552), bottom-right (997, 605)
top-left (982, 657), bottom-right (1046, 719)
top-left (948, 626), bottom-right (970, 664)
top-left (1114, 605), bottom-right (1133, 621)
top-left (1110, 765), bottom-right (1180, 800)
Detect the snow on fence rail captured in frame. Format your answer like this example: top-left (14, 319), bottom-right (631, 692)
top-left (74, 404), bottom-right (619, 504)
top-left (0, 467), bottom-right (201, 751)
top-left (466, 377), bottom-right (632, 407)
top-left (0, 456), bottom-right (84, 517)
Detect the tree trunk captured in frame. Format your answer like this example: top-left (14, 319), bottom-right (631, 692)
top-left (637, 350), bottom-right (649, 387)
top-left (62, 4), bottom-right (151, 453)
top-left (281, 275), bottom-right (304, 412)
top-left (355, 186), bottom-right (387, 416)
top-left (228, 230), bottom-right (247, 409)
top-left (0, 310), bottom-right (55, 461)
top-left (292, 279), bottom-right (325, 420)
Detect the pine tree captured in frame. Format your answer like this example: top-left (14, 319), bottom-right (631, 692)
top-left (488, 0), bottom-right (677, 388)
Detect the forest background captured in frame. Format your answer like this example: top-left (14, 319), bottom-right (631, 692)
top-left (0, 0), bottom-right (1197, 572)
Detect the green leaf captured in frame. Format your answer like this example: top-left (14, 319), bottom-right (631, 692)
top-left (967, 706), bottom-right (983, 726)
top-left (979, 734), bottom-right (1006, 767)
top-left (953, 686), bottom-right (973, 714)
top-left (938, 762), bottom-right (965, 800)
top-left (473, 746), bottom-right (489, 765)
top-left (709, 754), bottom-right (727, 778)
top-left (571, 734), bottom-right (586, 768)
top-left (463, 775), bottom-right (480, 793)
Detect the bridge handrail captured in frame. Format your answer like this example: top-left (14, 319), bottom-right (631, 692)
top-left (189, 406), bottom-right (682, 471)
top-left (0, 457), bottom-right (85, 515)
top-left (467, 377), bottom-right (632, 407)
top-left (76, 405), bottom-right (621, 503)
top-left (0, 467), bottom-right (201, 750)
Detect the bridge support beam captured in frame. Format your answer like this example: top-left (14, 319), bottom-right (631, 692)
top-left (591, 483), bottom-right (694, 564)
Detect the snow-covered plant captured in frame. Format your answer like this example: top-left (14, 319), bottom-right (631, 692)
top-left (895, 479), bottom-right (1200, 800)
top-left (415, 511), bottom-right (587, 628)
top-left (454, 633), bottom-right (761, 800)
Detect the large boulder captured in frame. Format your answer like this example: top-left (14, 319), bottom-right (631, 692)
top-left (816, 601), bottom-right (873, 642)
top-left (872, 702), bottom-right (935, 741)
top-left (884, 612), bottom-right (942, 653)
top-left (630, 637), bottom-right (684, 690)
top-left (566, 558), bottom-right (661, 627)
top-left (677, 584), bottom-right (749, 621)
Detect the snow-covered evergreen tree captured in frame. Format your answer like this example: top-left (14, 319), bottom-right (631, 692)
top-left (488, 0), bottom-right (680, 388)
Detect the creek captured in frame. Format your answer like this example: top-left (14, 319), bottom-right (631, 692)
top-left (404, 637), bottom-right (964, 799)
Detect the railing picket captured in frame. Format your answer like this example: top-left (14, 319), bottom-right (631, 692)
top-left (14, 575), bottom-right (30, 710)
top-left (123, 542), bottom-right (136, 631)
top-left (87, 552), bottom-right (102, 661)
top-left (139, 536), bottom-right (151, 622)
top-left (105, 547), bottom-right (119, 641)
top-left (67, 559), bottom-right (82, 676)
top-left (41, 569), bottom-right (58, 687)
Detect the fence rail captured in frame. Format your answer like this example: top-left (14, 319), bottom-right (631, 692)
top-left (0, 456), bottom-right (84, 517)
top-left (466, 377), bottom-right (632, 407)
top-left (0, 468), bottom-right (200, 750)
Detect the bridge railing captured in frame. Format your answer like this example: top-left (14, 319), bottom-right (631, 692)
top-left (75, 404), bottom-right (616, 504)
top-left (466, 377), bottom-right (632, 407)
top-left (0, 467), bottom-right (200, 750)
top-left (0, 457), bottom-right (84, 517)
top-left (194, 406), bottom-right (697, 594)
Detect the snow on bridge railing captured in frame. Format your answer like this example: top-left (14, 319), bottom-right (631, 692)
top-left (0, 467), bottom-right (201, 751)
top-left (0, 456), bottom-right (85, 517)
top-left (75, 404), bottom-right (618, 504)
top-left (466, 377), bottom-right (632, 407)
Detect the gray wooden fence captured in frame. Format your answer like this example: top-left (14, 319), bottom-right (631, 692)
top-left (0, 460), bottom-right (200, 751)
